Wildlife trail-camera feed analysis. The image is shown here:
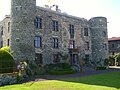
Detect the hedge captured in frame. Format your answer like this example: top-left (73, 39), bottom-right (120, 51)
top-left (0, 49), bottom-right (15, 73)
top-left (96, 66), bottom-right (106, 70)
top-left (49, 69), bottom-right (75, 75)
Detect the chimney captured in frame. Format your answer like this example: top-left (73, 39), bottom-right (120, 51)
top-left (5, 15), bottom-right (10, 18)
top-left (56, 5), bottom-right (58, 11)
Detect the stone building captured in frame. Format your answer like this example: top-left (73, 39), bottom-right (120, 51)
top-left (0, 0), bottom-right (108, 67)
top-left (0, 15), bottom-right (11, 48)
top-left (108, 37), bottom-right (120, 55)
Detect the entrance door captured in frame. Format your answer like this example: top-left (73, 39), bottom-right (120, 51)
top-left (70, 54), bottom-right (78, 65)
top-left (35, 53), bottom-right (43, 66)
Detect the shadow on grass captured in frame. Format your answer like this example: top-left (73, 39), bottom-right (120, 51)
top-left (58, 71), bottom-right (120, 89)
top-left (40, 69), bottom-right (120, 89)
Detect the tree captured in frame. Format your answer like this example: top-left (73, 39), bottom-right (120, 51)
top-left (114, 53), bottom-right (120, 66)
top-left (108, 55), bottom-right (115, 66)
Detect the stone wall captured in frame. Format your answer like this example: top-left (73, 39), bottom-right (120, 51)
top-left (0, 15), bottom-right (11, 47)
top-left (35, 7), bottom-right (92, 64)
top-left (108, 40), bottom-right (120, 55)
top-left (11, 0), bottom-right (36, 61)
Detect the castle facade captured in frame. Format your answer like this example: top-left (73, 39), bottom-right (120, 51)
top-left (0, 0), bottom-right (108, 67)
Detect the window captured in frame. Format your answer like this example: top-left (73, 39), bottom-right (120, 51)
top-left (69, 24), bottom-right (74, 38)
top-left (69, 40), bottom-right (75, 49)
top-left (35, 53), bottom-right (43, 65)
top-left (8, 22), bottom-right (10, 32)
top-left (102, 31), bottom-right (106, 37)
top-left (1, 41), bottom-right (3, 48)
top-left (34, 17), bottom-right (42, 29)
top-left (103, 43), bottom-right (107, 50)
top-left (117, 44), bottom-right (120, 48)
top-left (112, 52), bottom-right (115, 55)
top-left (85, 42), bottom-right (89, 50)
top-left (112, 44), bottom-right (114, 48)
top-left (1, 26), bottom-right (3, 35)
top-left (70, 54), bottom-right (78, 65)
top-left (34, 36), bottom-right (42, 48)
top-left (53, 38), bottom-right (59, 48)
top-left (53, 54), bottom-right (60, 63)
top-left (52, 20), bottom-right (59, 31)
top-left (7, 39), bottom-right (10, 46)
top-left (85, 54), bottom-right (89, 60)
top-left (84, 28), bottom-right (89, 36)
top-left (1, 30), bottom-right (3, 35)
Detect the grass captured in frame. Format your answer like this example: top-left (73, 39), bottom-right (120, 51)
top-left (0, 72), bottom-right (120, 90)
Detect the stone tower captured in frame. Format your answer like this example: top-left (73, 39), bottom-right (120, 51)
top-left (89, 17), bottom-right (108, 64)
top-left (11, 0), bottom-right (36, 61)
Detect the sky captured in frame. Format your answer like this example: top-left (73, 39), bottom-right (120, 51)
top-left (0, 0), bottom-right (120, 38)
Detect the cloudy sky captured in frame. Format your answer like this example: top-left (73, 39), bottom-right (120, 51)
top-left (0, 0), bottom-right (120, 38)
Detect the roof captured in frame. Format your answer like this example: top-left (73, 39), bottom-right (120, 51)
top-left (108, 37), bottom-right (120, 41)
top-left (36, 6), bottom-right (88, 22)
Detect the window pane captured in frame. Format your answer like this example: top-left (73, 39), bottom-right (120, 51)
top-left (85, 42), bottom-right (89, 50)
top-left (103, 44), bottom-right (107, 50)
top-left (69, 24), bottom-right (74, 39)
top-left (52, 20), bottom-right (59, 31)
top-left (35, 36), bottom-right (42, 48)
top-left (7, 39), bottom-right (10, 46)
top-left (35, 17), bottom-right (42, 29)
top-left (69, 40), bottom-right (75, 48)
top-left (84, 28), bottom-right (88, 36)
top-left (53, 38), bottom-right (59, 48)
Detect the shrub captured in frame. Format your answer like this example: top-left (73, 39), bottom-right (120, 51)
top-left (0, 74), bottom-right (17, 86)
top-left (44, 63), bottom-right (75, 75)
top-left (114, 53), bottom-right (120, 66)
top-left (44, 63), bottom-right (71, 72)
top-left (59, 63), bottom-right (71, 69)
top-left (49, 69), bottom-right (75, 75)
top-left (0, 49), bottom-right (15, 73)
top-left (34, 67), bottom-right (45, 75)
top-left (104, 58), bottom-right (109, 66)
top-left (108, 55), bottom-right (115, 66)
top-left (16, 75), bottom-right (23, 83)
top-left (96, 66), bottom-right (106, 70)
top-left (44, 64), bottom-right (57, 72)
top-left (0, 46), bottom-right (10, 52)
top-left (24, 60), bottom-right (45, 76)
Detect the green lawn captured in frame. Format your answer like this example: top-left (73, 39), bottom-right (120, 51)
top-left (0, 72), bottom-right (120, 90)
